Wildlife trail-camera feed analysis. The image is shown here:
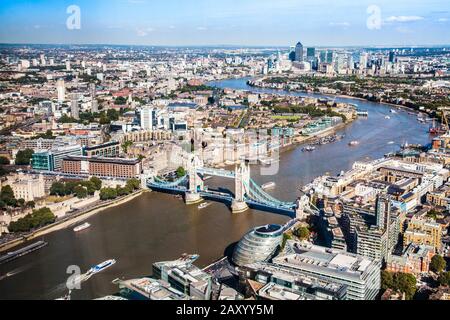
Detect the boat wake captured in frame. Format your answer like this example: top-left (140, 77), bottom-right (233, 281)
top-left (0, 264), bottom-right (33, 281)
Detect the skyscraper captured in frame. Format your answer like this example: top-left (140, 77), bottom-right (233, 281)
top-left (326, 51), bottom-right (334, 64)
top-left (56, 79), bottom-right (65, 103)
top-left (71, 93), bottom-right (80, 120)
top-left (306, 47), bottom-right (316, 62)
top-left (295, 42), bottom-right (304, 62)
top-left (388, 51), bottom-right (395, 63)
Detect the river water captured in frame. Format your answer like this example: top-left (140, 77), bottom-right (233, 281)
top-left (0, 78), bottom-right (431, 300)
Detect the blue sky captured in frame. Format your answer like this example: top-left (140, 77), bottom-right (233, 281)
top-left (0, 0), bottom-right (449, 46)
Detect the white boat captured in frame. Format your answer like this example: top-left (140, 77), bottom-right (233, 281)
top-left (349, 141), bottom-right (359, 146)
top-left (87, 259), bottom-right (116, 276)
top-left (385, 116), bottom-right (391, 120)
top-left (73, 222), bottom-right (90, 232)
top-left (387, 141), bottom-right (395, 145)
top-left (198, 202), bottom-right (211, 210)
top-left (390, 109), bottom-right (397, 114)
top-left (261, 182), bottom-right (276, 190)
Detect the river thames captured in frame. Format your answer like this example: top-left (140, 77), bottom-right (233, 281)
top-left (0, 78), bottom-right (432, 300)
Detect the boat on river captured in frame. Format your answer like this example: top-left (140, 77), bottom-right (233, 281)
top-left (261, 182), bottom-right (276, 190)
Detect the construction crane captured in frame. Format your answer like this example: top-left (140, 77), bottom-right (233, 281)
top-left (438, 107), bottom-right (450, 133)
top-left (430, 107), bottom-right (450, 134)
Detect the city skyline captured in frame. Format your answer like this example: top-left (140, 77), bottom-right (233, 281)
top-left (0, 0), bottom-right (450, 47)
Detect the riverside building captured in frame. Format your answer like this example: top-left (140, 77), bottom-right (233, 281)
top-left (272, 241), bottom-right (381, 300)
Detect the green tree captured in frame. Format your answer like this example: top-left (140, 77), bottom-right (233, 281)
top-left (81, 181), bottom-right (96, 195)
top-left (106, 109), bottom-right (120, 121)
top-left (26, 201), bottom-right (36, 209)
top-left (8, 207), bottom-right (56, 233)
top-left (90, 177), bottom-right (102, 191)
top-left (430, 255), bottom-right (447, 273)
top-left (281, 233), bottom-right (293, 249)
top-left (0, 185), bottom-right (17, 207)
top-left (176, 167), bottom-right (186, 178)
top-left (73, 185), bottom-right (88, 199)
top-left (64, 181), bottom-right (80, 195)
top-left (293, 226), bottom-right (310, 240)
top-left (99, 188), bottom-right (118, 201)
top-left (17, 198), bottom-right (25, 207)
top-left (438, 272), bottom-right (450, 286)
top-left (381, 270), bottom-right (394, 291)
top-left (15, 149), bottom-right (34, 165)
top-left (393, 273), bottom-right (417, 300)
top-left (126, 178), bottom-right (140, 190)
top-left (50, 182), bottom-right (66, 197)
top-left (122, 140), bottom-right (133, 153)
top-left (0, 156), bottom-right (9, 165)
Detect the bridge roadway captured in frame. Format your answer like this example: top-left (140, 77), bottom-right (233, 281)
top-left (147, 178), bottom-right (297, 218)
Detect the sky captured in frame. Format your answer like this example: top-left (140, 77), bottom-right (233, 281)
top-left (0, 0), bottom-right (449, 47)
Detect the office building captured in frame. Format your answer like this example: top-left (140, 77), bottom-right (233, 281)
top-left (295, 42), bottom-right (304, 62)
top-left (117, 277), bottom-right (190, 301)
top-left (306, 47), bottom-right (316, 62)
top-left (273, 241), bottom-right (381, 300)
top-left (71, 93), bottom-right (80, 120)
top-left (232, 224), bottom-right (283, 267)
top-left (56, 79), bottom-right (65, 103)
top-left (83, 141), bottom-right (120, 158)
top-left (152, 255), bottom-right (212, 300)
top-left (31, 145), bottom-right (83, 171)
top-left (239, 262), bottom-right (347, 300)
top-left (403, 216), bottom-right (442, 250)
top-left (386, 244), bottom-right (435, 275)
top-left (62, 156), bottom-right (142, 179)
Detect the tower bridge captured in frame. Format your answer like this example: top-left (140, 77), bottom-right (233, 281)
top-left (147, 155), bottom-right (318, 218)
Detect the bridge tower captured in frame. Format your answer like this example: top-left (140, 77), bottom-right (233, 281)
top-left (231, 161), bottom-right (250, 213)
top-left (185, 155), bottom-right (204, 205)
top-left (296, 195), bottom-right (313, 221)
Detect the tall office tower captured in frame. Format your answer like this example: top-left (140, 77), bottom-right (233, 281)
top-left (326, 50), bottom-right (334, 64)
top-left (288, 47), bottom-right (296, 62)
top-left (388, 51), bottom-right (395, 63)
top-left (40, 54), bottom-right (46, 66)
top-left (359, 52), bottom-right (369, 69)
top-left (66, 60), bottom-right (71, 71)
top-left (319, 51), bottom-right (327, 63)
top-left (375, 195), bottom-right (391, 229)
top-left (295, 42), bottom-right (304, 62)
top-left (306, 47), bottom-right (316, 62)
top-left (140, 106), bottom-right (157, 130)
top-left (56, 79), bottom-right (65, 103)
top-left (71, 93), bottom-right (80, 120)
top-left (89, 83), bottom-right (96, 99)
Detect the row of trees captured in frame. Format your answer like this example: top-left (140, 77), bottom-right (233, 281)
top-left (272, 105), bottom-right (347, 122)
top-left (50, 177), bottom-right (102, 199)
top-left (99, 178), bottom-right (140, 201)
top-left (8, 207), bottom-right (56, 233)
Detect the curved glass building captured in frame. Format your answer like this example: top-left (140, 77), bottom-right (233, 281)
top-left (232, 224), bottom-right (283, 267)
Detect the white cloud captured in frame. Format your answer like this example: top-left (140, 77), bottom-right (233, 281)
top-left (385, 16), bottom-right (424, 23)
top-left (136, 27), bottom-right (154, 37)
top-left (329, 22), bottom-right (351, 27)
top-left (438, 18), bottom-right (449, 22)
top-left (196, 26), bottom-right (207, 31)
